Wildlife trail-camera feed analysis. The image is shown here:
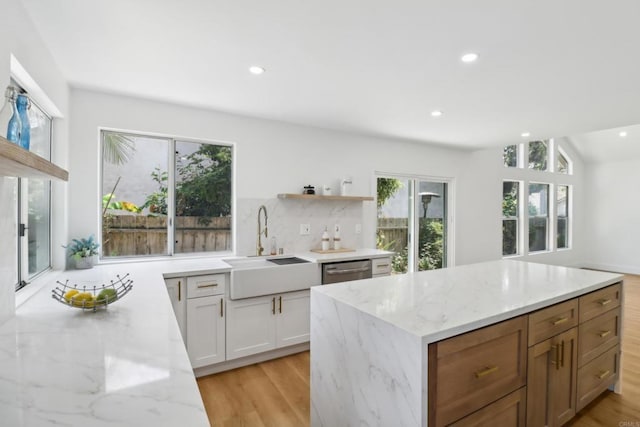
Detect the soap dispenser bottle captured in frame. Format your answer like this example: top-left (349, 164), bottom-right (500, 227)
top-left (333, 224), bottom-right (341, 250)
top-left (321, 227), bottom-right (330, 251)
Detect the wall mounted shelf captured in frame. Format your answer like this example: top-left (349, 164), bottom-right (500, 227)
top-left (277, 193), bottom-right (373, 201)
top-left (0, 136), bottom-right (68, 181)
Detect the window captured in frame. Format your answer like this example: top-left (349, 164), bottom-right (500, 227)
top-left (557, 185), bottom-right (569, 249)
top-left (376, 175), bottom-right (450, 273)
top-left (503, 145), bottom-right (518, 167)
top-left (101, 131), bottom-right (233, 258)
top-left (15, 89), bottom-right (53, 291)
top-left (528, 141), bottom-right (548, 171)
top-left (502, 181), bottom-right (520, 256)
top-left (557, 148), bottom-right (571, 174)
top-left (528, 183), bottom-right (549, 252)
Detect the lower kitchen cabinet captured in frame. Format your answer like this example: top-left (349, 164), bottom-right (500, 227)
top-left (187, 295), bottom-right (226, 367)
top-left (226, 289), bottom-right (310, 360)
top-left (165, 278), bottom-right (187, 343)
top-left (527, 327), bottom-right (578, 427)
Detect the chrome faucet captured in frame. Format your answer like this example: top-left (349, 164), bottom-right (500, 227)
top-left (256, 205), bottom-right (268, 256)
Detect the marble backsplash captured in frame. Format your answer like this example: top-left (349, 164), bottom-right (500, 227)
top-left (236, 198), bottom-right (365, 256)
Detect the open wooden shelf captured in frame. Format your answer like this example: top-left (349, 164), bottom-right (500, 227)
top-left (277, 193), bottom-right (373, 201)
top-left (0, 136), bottom-right (68, 181)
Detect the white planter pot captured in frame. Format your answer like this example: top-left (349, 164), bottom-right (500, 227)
top-left (75, 256), bottom-right (96, 270)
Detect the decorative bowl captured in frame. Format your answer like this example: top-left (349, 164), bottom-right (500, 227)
top-left (51, 273), bottom-right (133, 312)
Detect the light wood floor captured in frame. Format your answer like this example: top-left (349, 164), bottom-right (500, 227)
top-left (198, 275), bottom-right (640, 426)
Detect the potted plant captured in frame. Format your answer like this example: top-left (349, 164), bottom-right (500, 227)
top-left (64, 235), bottom-right (100, 269)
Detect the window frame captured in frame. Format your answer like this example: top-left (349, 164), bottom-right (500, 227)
top-left (527, 182), bottom-right (551, 253)
top-left (99, 129), bottom-right (235, 259)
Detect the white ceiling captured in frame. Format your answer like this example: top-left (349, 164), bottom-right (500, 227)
top-left (18, 0), bottom-right (640, 152)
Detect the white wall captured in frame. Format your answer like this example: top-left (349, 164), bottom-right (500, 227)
top-left (68, 89), bottom-right (517, 264)
top-left (0, 0), bottom-right (69, 324)
top-left (584, 158), bottom-right (640, 274)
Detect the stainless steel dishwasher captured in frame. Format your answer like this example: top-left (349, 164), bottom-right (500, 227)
top-left (321, 259), bottom-right (372, 284)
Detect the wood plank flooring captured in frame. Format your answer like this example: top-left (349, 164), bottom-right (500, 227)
top-left (198, 275), bottom-right (640, 426)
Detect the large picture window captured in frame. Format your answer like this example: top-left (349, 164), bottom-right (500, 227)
top-left (101, 131), bottom-right (233, 258)
top-left (528, 183), bottom-right (549, 252)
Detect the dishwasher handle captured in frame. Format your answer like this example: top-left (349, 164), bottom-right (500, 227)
top-left (325, 266), bottom-right (371, 275)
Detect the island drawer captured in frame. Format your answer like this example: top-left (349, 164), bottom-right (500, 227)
top-left (428, 315), bottom-right (528, 427)
top-left (579, 283), bottom-right (621, 322)
top-left (578, 307), bottom-right (621, 367)
top-left (372, 257), bottom-right (392, 276)
top-left (449, 387), bottom-right (527, 427)
top-left (528, 299), bottom-right (578, 346)
top-left (187, 274), bottom-right (226, 298)
top-left (576, 344), bottom-right (619, 411)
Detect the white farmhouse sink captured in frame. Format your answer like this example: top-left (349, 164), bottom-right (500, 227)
top-left (225, 257), bottom-right (321, 299)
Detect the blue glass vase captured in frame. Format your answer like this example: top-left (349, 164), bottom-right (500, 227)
top-left (0, 86), bottom-right (22, 144)
top-left (16, 94), bottom-right (30, 150)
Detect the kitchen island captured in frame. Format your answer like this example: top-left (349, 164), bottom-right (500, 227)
top-left (310, 260), bottom-right (623, 426)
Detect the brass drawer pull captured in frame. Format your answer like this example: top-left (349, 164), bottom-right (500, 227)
top-left (474, 366), bottom-right (499, 378)
top-left (376, 264), bottom-right (390, 268)
top-left (552, 316), bottom-right (569, 326)
top-left (197, 283), bottom-right (218, 289)
top-left (560, 340), bottom-right (565, 367)
top-left (599, 330), bottom-right (612, 338)
top-left (598, 298), bottom-right (612, 306)
top-left (597, 370), bottom-right (611, 380)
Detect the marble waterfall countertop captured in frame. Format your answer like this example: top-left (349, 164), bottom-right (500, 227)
top-left (310, 260), bottom-right (624, 427)
top-left (312, 259), bottom-right (623, 343)
top-left (0, 258), bottom-right (231, 427)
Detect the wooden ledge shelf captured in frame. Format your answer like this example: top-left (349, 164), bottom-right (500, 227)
top-left (0, 136), bottom-right (68, 181)
top-left (277, 193), bottom-right (373, 201)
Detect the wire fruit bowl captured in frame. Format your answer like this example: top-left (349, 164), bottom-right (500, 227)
top-left (51, 273), bottom-right (133, 312)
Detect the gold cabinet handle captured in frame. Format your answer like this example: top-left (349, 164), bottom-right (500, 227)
top-left (599, 330), bottom-right (612, 338)
top-left (178, 280), bottom-right (181, 301)
top-left (598, 298), bottom-right (612, 306)
top-left (272, 297), bottom-right (276, 315)
top-left (550, 344), bottom-right (560, 370)
top-left (376, 264), bottom-right (390, 268)
top-left (475, 366), bottom-right (499, 378)
top-left (560, 340), bottom-right (565, 368)
top-left (597, 370), bottom-right (611, 380)
top-left (197, 283), bottom-right (218, 289)
top-left (220, 298), bottom-right (223, 317)
top-left (279, 296), bottom-right (282, 313)
top-left (552, 317), bottom-right (569, 326)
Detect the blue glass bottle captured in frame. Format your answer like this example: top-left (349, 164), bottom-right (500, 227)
top-left (0, 86), bottom-right (22, 144)
top-left (16, 94), bottom-right (30, 150)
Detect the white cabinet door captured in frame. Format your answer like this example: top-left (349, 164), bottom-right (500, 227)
top-left (226, 295), bottom-right (277, 360)
top-left (187, 295), bottom-right (225, 368)
top-left (165, 278), bottom-right (187, 344)
top-left (276, 290), bottom-right (310, 347)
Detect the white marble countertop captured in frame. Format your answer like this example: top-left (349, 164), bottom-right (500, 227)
top-left (312, 260), bottom-right (623, 343)
top-left (0, 257), bottom-right (231, 426)
top-left (298, 248), bottom-right (393, 263)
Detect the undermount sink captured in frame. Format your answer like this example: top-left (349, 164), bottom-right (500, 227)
top-left (224, 256), bottom-right (320, 299)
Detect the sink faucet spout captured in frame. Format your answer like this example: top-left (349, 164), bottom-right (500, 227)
top-left (257, 205), bottom-right (268, 256)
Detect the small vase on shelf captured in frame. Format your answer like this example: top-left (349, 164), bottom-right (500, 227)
top-left (16, 93), bottom-right (30, 150)
top-left (0, 86), bottom-right (22, 144)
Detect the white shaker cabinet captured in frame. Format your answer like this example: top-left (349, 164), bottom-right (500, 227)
top-left (226, 289), bottom-right (310, 360)
top-left (165, 278), bottom-right (187, 343)
top-left (186, 274), bottom-right (227, 368)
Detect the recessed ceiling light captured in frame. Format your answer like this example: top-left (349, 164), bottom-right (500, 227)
top-left (431, 110), bottom-right (443, 117)
top-left (521, 132), bottom-right (531, 138)
top-left (249, 66), bottom-right (265, 75)
top-left (461, 53), bottom-right (479, 63)
top-left (619, 131), bottom-right (628, 137)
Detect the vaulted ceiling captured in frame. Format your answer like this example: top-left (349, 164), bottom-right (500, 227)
top-left (19, 0), bottom-right (640, 155)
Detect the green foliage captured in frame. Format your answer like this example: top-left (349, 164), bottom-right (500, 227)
top-left (176, 144), bottom-right (232, 217)
top-left (377, 178), bottom-right (402, 209)
top-left (389, 219), bottom-right (444, 273)
top-left (503, 145), bottom-right (517, 167)
top-left (502, 182), bottom-right (518, 217)
top-left (103, 133), bottom-right (136, 166)
top-left (142, 168), bottom-right (169, 214)
top-left (528, 140), bottom-right (548, 170)
top-left (102, 193), bottom-right (141, 213)
top-left (63, 235), bottom-right (100, 259)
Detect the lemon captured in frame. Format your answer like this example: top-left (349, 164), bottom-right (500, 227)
top-left (64, 289), bottom-right (80, 302)
top-left (96, 288), bottom-right (117, 305)
top-left (71, 292), bottom-right (95, 308)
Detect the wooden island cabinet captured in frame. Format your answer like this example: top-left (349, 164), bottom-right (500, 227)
top-left (428, 282), bottom-right (622, 427)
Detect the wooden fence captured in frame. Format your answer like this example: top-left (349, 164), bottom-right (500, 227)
top-left (102, 214), bottom-right (231, 256)
top-left (377, 217), bottom-right (409, 253)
